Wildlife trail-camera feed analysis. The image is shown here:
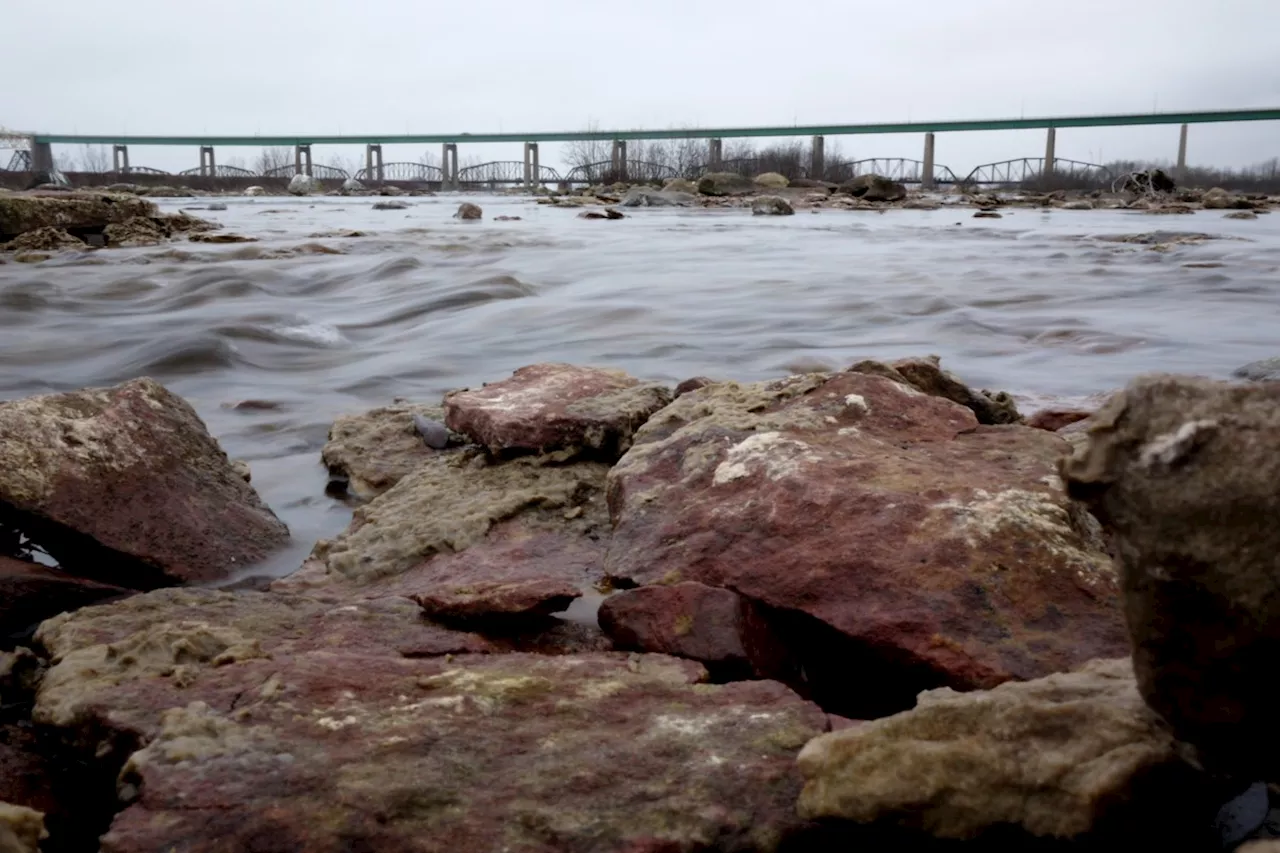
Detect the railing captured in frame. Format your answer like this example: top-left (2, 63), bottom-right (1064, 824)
top-left (353, 162), bottom-right (443, 183)
top-left (456, 161), bottom-right (565, 184)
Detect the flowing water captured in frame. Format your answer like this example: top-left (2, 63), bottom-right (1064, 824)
top-left (2, 193), bottom-right (1277, 579)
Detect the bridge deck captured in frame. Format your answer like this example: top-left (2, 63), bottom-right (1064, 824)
top-left (23, 108), bottom-right (1280, 147)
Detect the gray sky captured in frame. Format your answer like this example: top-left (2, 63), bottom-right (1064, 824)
top-left (7, 0), bottom-right (1279, 174)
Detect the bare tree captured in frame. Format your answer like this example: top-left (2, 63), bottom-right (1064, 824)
top-left (254, 146), bottom-right (294, 176)
top-left (78, 144), bottom-right (112, 173)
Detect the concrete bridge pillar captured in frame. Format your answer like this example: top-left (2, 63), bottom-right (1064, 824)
top-left (441, 143), bottom-right (458, 190)
top-left (112, 145), bottom-right (130, 174)
top-left (523, 142), bottom-right (540, 189)
top-left (810, 136), bottom-right (825, 180)
top-left (1043, 127), bottom-right (1056, 188)
top-left (365, 144), bottom-right (384, 182)
top-left (709, 138), bottom-right (723, 170)
top-left (30, 141), bottom-right (54, 174)
top-left (295, 145), bottom-right (313, 177)
top-left (199, 146), bottom-right (216, 178)
top-left (1176, 124), bottom-right (1188, 182)
top-left (921, 133), bottom-right (936, 190)
top-left (611, 140), bottom-right (628, 181)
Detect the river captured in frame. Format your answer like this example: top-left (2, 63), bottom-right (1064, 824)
top-left (2, 193), bottom-right (1276, 579)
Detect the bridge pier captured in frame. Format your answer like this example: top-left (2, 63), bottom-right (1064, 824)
top-left (709, 138), bottom-right (723, 170)
top-left (199, 146), bottom-right (216, 178)
top-left (30, 141), bottom-right (53, 174)
top-left (441, 143), bottom-right (458, 190)
top-left (810, 136), bottom-right (825, 180)
top-left (922, 133), bottom-right (936, 190)
top-left (611, 140), bottom-right (628, 182)
top-left (295, 144), bottom-right (313, 177)
top-left (112, 145), bottom-right (130, 174)
top-left (1176, 123), bottom-right (1188, 182)
top-left (365, 144), bottom-right (384, 183)
top-left (1043, 127), bottom-right (1056, 188)
top-left (523, 142), bottom-right (540, 189)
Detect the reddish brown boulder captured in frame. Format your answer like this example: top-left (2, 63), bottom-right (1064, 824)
top-left (443, 363), bottom-right (672, 459)
top-left (598, 582), bottom-right (789, 678)
top-left (0, 727), bottom-right (60, 822)
top-left (0, 556), bottom-right (130, 639)
top-left (849, 356), bottom-right (1021, 425)
top-left (32, 590), bottom-right (828, 853)
top-left (674, 376), bottom-right (716, 397)
top-left (1027, 408), bottom-right (1093, 432)
top-left (0, 378), bottom-right (289, 586)
top-left (605, 371), bottom-right (1125, 712)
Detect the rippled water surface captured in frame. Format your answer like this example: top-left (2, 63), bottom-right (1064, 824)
top-left (3, 194), bottom-right (1278, 578)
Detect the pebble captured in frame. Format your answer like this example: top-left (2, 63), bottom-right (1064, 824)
top-left (412, 414), bottom-right (450, 449)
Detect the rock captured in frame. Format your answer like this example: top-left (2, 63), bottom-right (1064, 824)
top-left (372, 200), bottom-right (408, 210)
top-left (287, 174), bottom-right (322, 195)
top-left (75, 648), bottom-right (822, 853)
top-left (751, 196), bottom-right (795, 216)
top-left (754, 172), bottom-right (790, 188)
top-left (492, 215), bottom-right (521, 221)
top-left (0, 803), bottom-right (45, 853)
top-left (599, 582), bottom-right (789, 678)
top-left (674, 376), bottom-right (716, 397)
top-left (797, 658), bottom-right (1202, 841)
top-left (1233, 357), bottom-right (1280, 382)
top-left (1063, 200), bottom-right (1094, 210)
top-left (102, 216), bottom-right (166, 247)
top-left (619, 187), bottom-right (695, 207)
top-left (974, 211), bottom-right (1003, 219)
top-left (377, 185), bottom-right (406, 197)
top-left (1026, 408), bottom-right (1093, 432)
top-left (1202, 187), bottom-right (1244, 209)
top-left (0, 647), bottom-right (43, 704)
top-left (578, 208), bottom-right (625, 220)
top-left (274, 449), bottom-right (611, 614)
top-left (244, 186), bottom-right (265, 197)
top-left (320, 402), bottom-right (453, 499)
top-left (837, 174), bottom-right (906, 202)
top-left (849, 355), bottom-right (1022, 425)
top-left (454, 202), bottom-right (483, 220)
top-left (902, 198), bottom-right (940, 210)
top-left (662, 177), bottom-right (697, 193)
top-left (605, 370), bottom-right (1125, 715)
top-left (10, 253), bottom-right (49, 265)
top-left (188, 232), bottom-right (257, 243)
top-left (0, 556), bottom-right (130, 640)
top-left (411, 413), bottom-right (450, 450)
top-left (789, 178), bottom-right (838, 190)
top-left (205, 202), bottom-right (227, 211)
top-left (0, 191), bottom-right (158, 242)
top-left (0, 726), bottom-right (59, 822)
top-left (1226, 210), bottom-right (1259, 220)
top-left (443, 363), bottom-right (672, 460)
top-left (340, 178), bottom-right (365, 194)
top-left (229, 459), bottom-right (251, 483)
top-left (138, 186), bottom-right (195, 198)
top-left (2, 227), bottom-right (85, 253)
top-left (1059, 375), bottom-right (1280, 776)
top-left (697, 172), bottom-right (756, 196)
top-left (0, 378), bottom-right (289, 587)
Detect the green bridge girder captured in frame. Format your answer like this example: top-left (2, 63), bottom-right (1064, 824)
top-left (28, 108), bottom-right (1280, 147)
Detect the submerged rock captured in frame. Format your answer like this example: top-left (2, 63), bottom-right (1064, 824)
top-left (443, 363), bottom-right (672, 460)
top-left (0, 191), bottom-right (157, 242)
top-left (605, 370), bottom-right (1125, 715)
top-left (797, 658), bottom-right (1201, 841)
top-left (372, 200), bottom-right (408, 210)
top-left (0, 378), bottom-right (289, 587)
top-left (188, 232), bottom-right (256, 243)
top-left (455, 202), bottom-right (483, 220)
top-left (1060, 375), bottom-right (1280, 776)
top-left (751, 196), bottom-right (795, 216)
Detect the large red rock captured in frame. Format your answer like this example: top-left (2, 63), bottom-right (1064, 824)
top-left (31, 591), bottom-right (830, 853)
top-left (443, 363), bottom-right (672, 459)
top-left (0, 379), bottom-right (289, 586)
top-left (598, 582), bottom-right (790, 678)
top-left (0, 556), bottom-right (131, 639)
top-left (604, 371), bottom-right (1126, 712)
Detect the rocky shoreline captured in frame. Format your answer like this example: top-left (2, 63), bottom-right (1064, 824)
top-left (3, 352), bottom-right (1280, 851)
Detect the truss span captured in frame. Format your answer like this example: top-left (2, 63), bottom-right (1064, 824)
top-left (262, 164), bottom-right (350, 180)
top-left (562, 160), bottom-right (677, 184)
top-left (456, 161), bottom-right (564, 184)
top-left (963, 157), bottom-right (1114, 187)
top-left (178, 164), bottom-right (259, 178)
top-left (354, 162), bottom-right (443, 182)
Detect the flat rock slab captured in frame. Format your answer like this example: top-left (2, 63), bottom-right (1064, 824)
top-left (0, 378), bottom-right (289, 586)
top-left (320, 402), bottom-right (453, 499)
top-left (444, 363), bottom-right (672, 460)
top-left (1061, 375), bottom-right (1280, 775)
top-left (276, 450), bottom-right (611, 622)
top-left (797, 658), bottom-right (1198, 841)
top-left (605, 371), bottom-right (1126, 696)
top-left (0, 556), bottom-right (131, 640)
top-left (32, 597), bottom-right (828, 853)
top-left (0, 191), bottom-right (158, 241)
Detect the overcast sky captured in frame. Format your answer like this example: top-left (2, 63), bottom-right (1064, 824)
top-left (7, 0), bottom-right (1279, 174)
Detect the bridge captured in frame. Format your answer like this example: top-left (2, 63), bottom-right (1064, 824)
top-left (4, 108), bottom-right (1279, 189)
